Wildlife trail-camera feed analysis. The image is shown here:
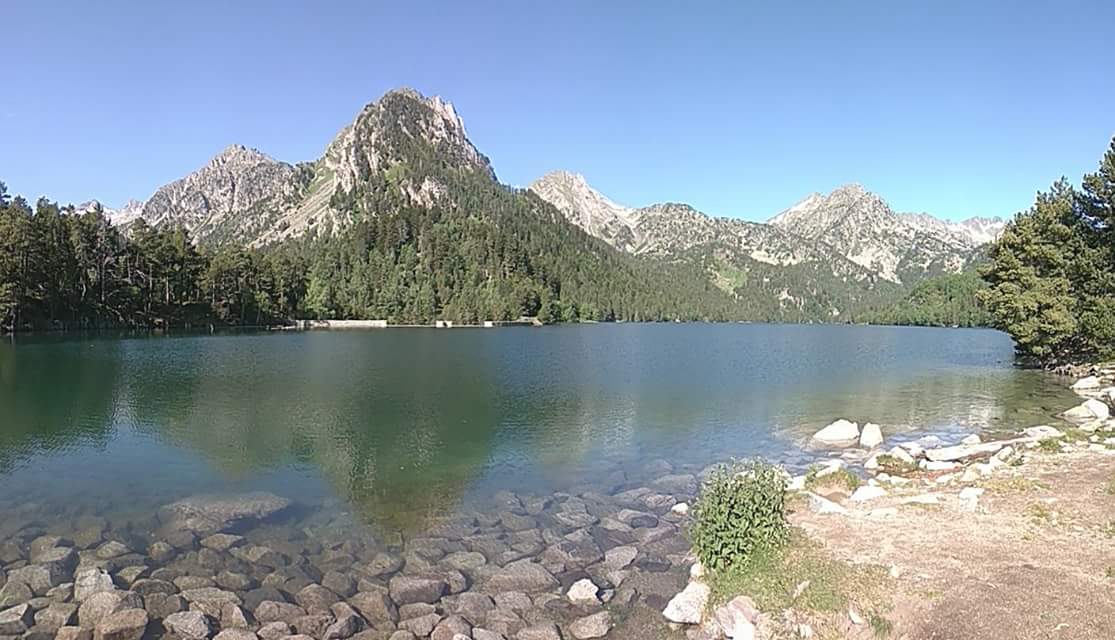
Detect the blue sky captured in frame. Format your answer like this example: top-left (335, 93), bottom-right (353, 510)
top-left (2, 1), bottom-right (1112, 221)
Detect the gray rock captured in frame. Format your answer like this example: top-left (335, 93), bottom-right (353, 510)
top-left (348, 590), bottom-right (398, 624)
top-left (130, 579), bottom-right (176, 597)
top-left (163, 611), bottom-right (214, 639)
top-left (74, 569), bottom-right (116, 602)
top-left (200, 534), bottom-right (244, 552)
top-left (0, 580), bottom-right (32, 607)
top-left (213, 630), bottom-right (260, 640)
top-left (473, 629), bottom-right (507, 640)
top-left (56, 625), bottom-right (94, 640)
top-left (322, 571), bottom-right (357, 598)
top-left (93, 607), bottom-right (148, 640)
top-left (148, 542), bottom-right (176, 564)
top-left (388, 575), bottom-right (446, 605)
top-left (569, 611), bottom-right (610, 639)
top-left (398, 612), bottom-right (441, 637)
top-left (257, 621), bottom-right (293, 640)
top-left (364, 553), bottom-right (404, 578)
top-left (142, 593), bottom-right (186, 620)
top-left (430, 614), bottom-right (471, 640)
top-left (292, 613), bottom-right (335, 637)
top-left (221, 602), bottom-right (255, 629)
top-left (181, 587), bottom-right (242, 607)
top-left (924, 441), bottom-right (1005, 462)
top-left (388, 631), bottom-right (418, 640)
top-left (452, 592), bottom-right (494, 625)
top-left (8, 563), bottom-right (67, 596)
top-left (485, 561), bottom-right (558, 593)
top-left (95, 541), bottom-right (130, 560)
top-left (254, 600), bottom-right (307, 624)
top-left (662, 581), bottom-right (709, 625)
top-left (0, 603), bottom-right (35, 635)
top-left (78, 590), bottom-right (142, 628)
top-left (34, 601), bottom-right (79, 629)
top-left (216, 571), bottom-right (254, 592)
top-left (516, 623), bottom-right (562, 640)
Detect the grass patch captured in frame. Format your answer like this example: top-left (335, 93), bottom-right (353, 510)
top-left (1105, 567), bottom-right (1115, 580)
top-left (869, 611), bottom-right (895, 638)
top-left (1025, 502), bottom-right (1058, 526)
top-left (874, 453), bottom-right (918, 475)
top-left (805, 465), bottom-right (862, 492)
top-left (1036, 438), bottom-right (1063, 453)
top-left (984, 476), bottom-right (1049, 495)
top-left (707, 528), bottom-right (889, 616)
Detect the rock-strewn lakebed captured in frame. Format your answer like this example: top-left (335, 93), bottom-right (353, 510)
top-left (0, 367), bottom-right (1111, 640)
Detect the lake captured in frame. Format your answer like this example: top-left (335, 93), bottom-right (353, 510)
top-left (0, 324), bottom-right (1079, 636)
top-left (0, 324), bottom-right (1072, 534)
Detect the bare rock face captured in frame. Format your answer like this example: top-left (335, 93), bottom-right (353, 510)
top-left (158, 492), bottom-right (292, 534)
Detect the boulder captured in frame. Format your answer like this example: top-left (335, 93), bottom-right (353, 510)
top-left (849, 486), bottom-right (887, 502)
top-left (74, 568), bottom-right (117, 602)
top-left (348, 590), bottom-right (399, 624)
top-left (603, 546), bottom-right (637, 570)
top-left (960, 434), bottom-right (981, 445)
top-left (924, 442), bottom-right (1004, 462)
top-left (566, 579), bottom-right (599, 606)
top-left (805, 492), bottom-right (847, 515)
top-left (812, 419), bottom-right (859, 446)
top-left (79, 591), bottom-right (143, 628)
top-left (213, 631), bottom-right (260, 640)
top-left (430, 615), bottom-right (471, 640)
top-left (569, 611), bottom-right (611, 639)
top-left (57, 626), bottom-right (95, 640)
top-left (662, 581), bottom-right (710, 625)
top-left (398, 612), bottom-right (441, 636)
top-left (1023, 425), bottom-right (1064, 440)
top-left (516, 623), bottom-right (562, 640)
top-left (388, 575), bottom-right (447, 605)
top-left (1072, 376), bottom-right (1102, 391)
top-left (158, 492), bottom-right (292, 534)
top-left (1063, 399), bottom-right (1110, 422)
top-left (711, 595), bottom-right (759, 639)
top-left (92, 608), bottom-right (148, 640)
top-left (859, 423), bottom-right (884, 449)
top-left (163, 611), bottom-right (214, 639)
top-left (484, 560), bottom-right (558, 593)
top-left (0, 603), bottom-right (35, 635)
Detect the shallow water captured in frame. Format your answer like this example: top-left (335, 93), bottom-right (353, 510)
top-left (0, 323), bottom-right (1073, 535)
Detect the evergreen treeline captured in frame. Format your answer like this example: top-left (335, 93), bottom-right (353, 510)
top-left (0, 180), bottom-right (742, 332)
top-left (980, 137), bottom-right (1115, 365)
top-left (861, 271), bottom-right (991, 328)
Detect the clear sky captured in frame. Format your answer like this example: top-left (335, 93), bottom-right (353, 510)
top-left (2, 1), bottom-right (1113, 221)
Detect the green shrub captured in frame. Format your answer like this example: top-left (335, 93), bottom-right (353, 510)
top-left (690, 459), bottom-right (789, 571)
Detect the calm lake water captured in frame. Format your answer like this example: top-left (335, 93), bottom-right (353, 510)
top-left (0, 324), bottom-right (1074, 534)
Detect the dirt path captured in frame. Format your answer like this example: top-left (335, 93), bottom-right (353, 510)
top-left (792, 447), bottom-right (1115, 640)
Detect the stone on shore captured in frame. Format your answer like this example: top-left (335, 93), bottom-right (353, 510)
top-left (93, 608), bottom-right (148, 640)
top-left (389, 575), bottom-right (447, 605)
top-left (566, 579), bottom-right (599, 606)
top-left (805, 492), bottom-right (847, 515)
top-left (850, 486), bottom-right (887, 502)
top-left (811, 420), bottom-right (860, 447)
top-left (0, 603), bottom-right (36, 635)
top-left (859, 423), bottom-right (884, 449)
top-left (163, 611), bottom-right (214, 639)
top-left (1072, 376), bottom-right (1101, 391)
top-left (1023, 425), bottom-right (1064, 440)
top-left (662, 581), bottom-right (710, 625)
top-left (484, 560), bottom-right (558, 593)
top-left (711, 595), bottom-right (759, 639)
top-left (924, 441), bottom-right (1004, 463)
top-left (1063, 399), bottom-right (1110, 423)
top-left (958, 487), bottom-right (984, 512)
top-left (569, 611), bottom-right (611, 639)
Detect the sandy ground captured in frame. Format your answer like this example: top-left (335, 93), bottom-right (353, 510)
top-left (792, 447), bottom-right (1115, 640)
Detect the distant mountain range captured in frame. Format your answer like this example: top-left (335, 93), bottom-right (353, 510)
top-left (77, 87), bottom-right (1006, 320)
top-left (531, 172), bottom-right (1004, 286)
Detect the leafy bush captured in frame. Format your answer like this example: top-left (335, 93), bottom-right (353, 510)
top-left (690, 459), bottom-right (789, 571)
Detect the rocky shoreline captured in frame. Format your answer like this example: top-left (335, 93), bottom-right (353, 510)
top-left (659, 363), bottom-right (1115, 640)
top-left (0, 367), bottom-right (1110, 640)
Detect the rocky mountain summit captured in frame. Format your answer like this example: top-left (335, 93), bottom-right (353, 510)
top-left (108, 88), bottom-right (491, 247)
top-left (532, 174), bottom-right (1003, 287)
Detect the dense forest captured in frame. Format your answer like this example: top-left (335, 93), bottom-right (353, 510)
top-left (861, 271), bottom-right (991, 328)
top-left (979, 136), bottom-right (1115, 365)
top-left (0, 180), bottom-right (745, 332)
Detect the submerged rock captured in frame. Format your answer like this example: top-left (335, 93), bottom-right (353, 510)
top-left (158, 492), bottom-right (292, 534)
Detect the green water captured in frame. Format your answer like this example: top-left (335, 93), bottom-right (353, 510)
top-left (0, 324), bottom-right (1074, 533)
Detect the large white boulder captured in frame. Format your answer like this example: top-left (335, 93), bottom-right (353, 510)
top-left (662, 581), bottom-right (710, 625)
top-left (711, 596), bottom-right (759, 639)
top-left (805, 492), bottom-right (847, 515)
top-left (1023, 425), bottom-right (1064, 440)
top-left (850, 486), bottom-right (888, 502)
top-left (1072, 376), bottom-right (1101, 391)
top-left (1063, 399), bottom-right (1110, 423)
top-left (859, 423), bottom-right (884, 449)
top-left (812, 420), bottom-right (860, 446)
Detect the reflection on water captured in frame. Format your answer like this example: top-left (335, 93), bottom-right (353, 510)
top-left (0, 324), bottom-right (1075, 533)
